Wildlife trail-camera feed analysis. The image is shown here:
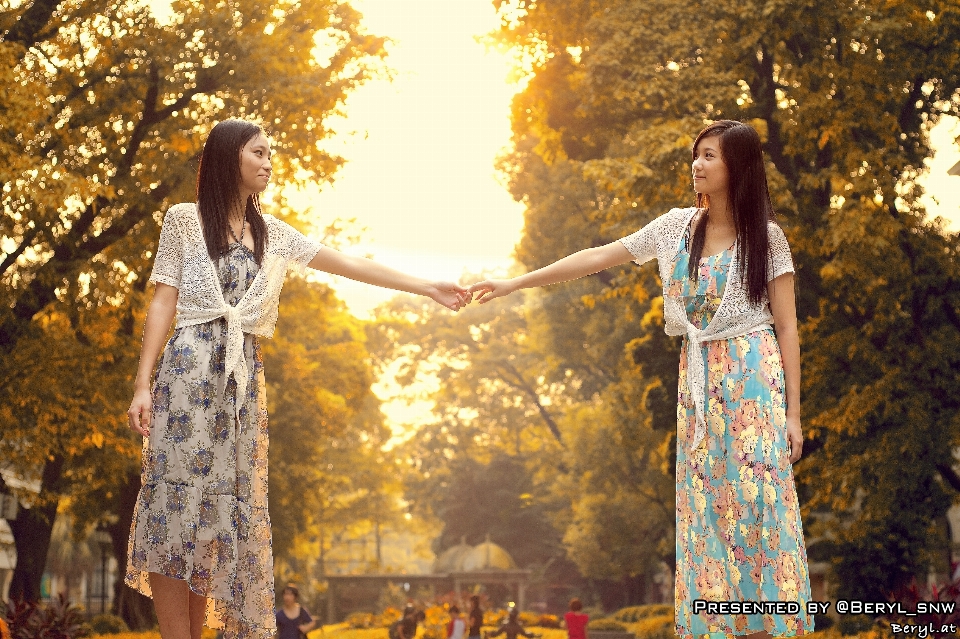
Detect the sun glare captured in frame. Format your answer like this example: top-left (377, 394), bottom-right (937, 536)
top-left (286, 0), bottom-right (527, 317)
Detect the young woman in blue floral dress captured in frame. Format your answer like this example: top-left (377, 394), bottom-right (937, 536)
top-left (470, 120), bottom-right (813, 639)
top-left (125, 119), bottom-right (471, 639)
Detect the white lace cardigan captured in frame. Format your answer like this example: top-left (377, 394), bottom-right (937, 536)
top-left (618, 206), bottom-right (795, 451)
top-left (148, 202), bottom-right (324, 423)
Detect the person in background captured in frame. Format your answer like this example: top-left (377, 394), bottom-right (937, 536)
top-left (564, 599), bottom-right (588, 639)
top-left (398, 606), bottom-right (420, 639)
top-left (485, 608), bottom-right (538, 639)
top-left (467, 596), bottom-right (483, 639)
top-left (448, 605), bottom-right (466, 639)
top-left (275, 586), bottom-right (314, 639)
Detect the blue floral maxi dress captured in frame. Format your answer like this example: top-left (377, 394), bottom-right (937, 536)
top-left (671, 230), bottom-right (814, 639)
top-left (125, 241), bottom-right (275, 639)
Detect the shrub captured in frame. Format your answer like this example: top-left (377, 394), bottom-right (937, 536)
top-left (835, 614), bottom-right (874, 636)
top-left (627, 615), bottom-right (672, 639)
top-left (586, 619), bottom-right (628, 632)
top-left (346, 613), bottom-right (379, 629)
top-left (612, 606), bottom-right (672, 624)
top-left (484, 610), bottom-right (506, 627)
top-left (536, 615), bottom-right (561, 629)
top-left (418, 604), bottom-right (453, 639)
top-left (89, 615), bottom-right (130, 635)
top-left (813, 613), bottom-right (834, 631)
top-left (518, 612), bottom-right (541, 627)
top-left (4, 595), bottom-right (91, 639)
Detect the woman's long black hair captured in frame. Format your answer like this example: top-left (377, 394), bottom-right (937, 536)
top-left (196, 118), bottom-right (268, 265)
top-left (687, 120), bottom-right (776, 305)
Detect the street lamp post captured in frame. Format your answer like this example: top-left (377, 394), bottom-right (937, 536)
top-left (93, 527), bottom-right (112, 614)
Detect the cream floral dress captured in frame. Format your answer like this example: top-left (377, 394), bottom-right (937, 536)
top-left (126, 240), bottom-right (275, 638)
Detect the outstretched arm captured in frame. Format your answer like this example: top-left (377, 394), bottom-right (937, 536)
top-left (307, 247), bottom-right (470, 311)
top-left (469, 241), bottom-right (635, 304)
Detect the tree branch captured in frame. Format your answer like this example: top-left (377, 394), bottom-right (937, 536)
top-left (0, 175), bottom-right (182, 354)
top-left (0, 225), bottom-right (42, 277)
top-left (936, 463), bottom-right (960, 493)
top-left (751, 42), bottom-right (798, 185)
top-left (497, 361), bottom-right (564, 444)
top-left (1, 0), bottom-right (61, 49)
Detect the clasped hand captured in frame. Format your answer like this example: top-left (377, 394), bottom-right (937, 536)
top-left (430, 281), bottom-right (474, 311)
top-left (431, 277), bottom-right (517, 310)
top-left (466, 278), bottom-right (515, 304)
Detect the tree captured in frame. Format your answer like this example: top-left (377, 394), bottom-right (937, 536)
top-left (434, 452), bottom-right (562, 569)
top-left (0, 0), bottom-right (385, 603)
top-left (263, 275), bottom-right (403, 573)
top-left (372, 281), bottom-right (676, 601)
top-left (493, 0), bottom-right (960, 595)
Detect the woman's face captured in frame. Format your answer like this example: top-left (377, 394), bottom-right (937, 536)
top-left (692, 135), bottom-right (729, 199)
top-left (238, 133), bottom-right (272, 198)
top-left (282, 590), bottom-right (296, 606)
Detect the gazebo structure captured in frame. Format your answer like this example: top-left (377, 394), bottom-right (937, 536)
top-left (324, 536), bottom-right (531, 622)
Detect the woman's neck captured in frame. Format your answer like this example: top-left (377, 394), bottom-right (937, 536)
top-left (229, 197), bottom-right (248, 224)
top-left (706, 195), bottom-right (733, 227)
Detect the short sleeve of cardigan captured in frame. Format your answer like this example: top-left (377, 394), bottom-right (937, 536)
top-left (618, 213), bottom-right (665, 266)
top-left (276, 218), bottom-right (324, 271)
top-left (148, 206), bottom-right (184, 288)
top-left (768, 221), bottom-right (795, 281)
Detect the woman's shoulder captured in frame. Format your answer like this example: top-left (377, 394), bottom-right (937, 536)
top-left (766, 218), bottom-right (790, 243)
top-left (261, 212), bottom-right (298, 238)
top-left (657, 206), bottom-right (699, 230)
top-left (165, 202), bottom-right (197, 218)
top-left (161, 202), bottom-right (198, 231)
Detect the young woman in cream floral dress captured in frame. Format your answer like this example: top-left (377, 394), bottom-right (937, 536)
top-left (469, 120), bottom-right (813, 639)
top-left (126, 119), bottom-right (471, 639)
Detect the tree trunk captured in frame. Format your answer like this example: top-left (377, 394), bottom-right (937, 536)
top-left (7, 454), bottom-right (65, 602)
top-left (109, 466), bottom-right (155, 629)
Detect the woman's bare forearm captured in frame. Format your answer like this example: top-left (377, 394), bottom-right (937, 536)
top-left (133, 283), bottom-right (179, 392)
top-left (513, 242), bottom-right (634, 291)
top-left (308, 250), bottom-right (434, 296)
top-left (769, 273), bottom-right (800, 417)
top-left (778, 323), bottom-right (801, 417)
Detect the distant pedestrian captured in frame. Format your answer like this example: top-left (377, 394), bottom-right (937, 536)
top-left (485, 608), bottom-right (537, 639)
top-left (448, 605), bottom-right (466, 639)
top-left (275, 586), bottom-right (315, 639)
top-left (397, 606), bottom-right (420, 639)
top-left (563, 599), bottom-right (588, 639)
top-left (467, 595), bottom-right (483, 639)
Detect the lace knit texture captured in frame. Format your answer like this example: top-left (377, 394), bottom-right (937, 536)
top-left (148, 202), bottom-right (323, 423)
top-left (618, 207), bottom-right (795, 451)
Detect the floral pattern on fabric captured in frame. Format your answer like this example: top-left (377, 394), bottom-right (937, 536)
top-left (126, 241), bottom-right (275, 639)
top-left (670, 231), bottom-right (813, 639)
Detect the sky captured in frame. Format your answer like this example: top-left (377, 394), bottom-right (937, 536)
top-left (284, 0), bottom-right (526, 318)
